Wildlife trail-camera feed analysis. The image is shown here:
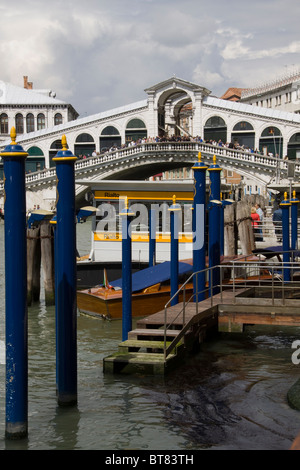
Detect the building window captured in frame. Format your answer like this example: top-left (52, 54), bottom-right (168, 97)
top-left (15, 113), bottom-right (24, 134)
top-left (37, 113), bottom-right (45, 130)
top-left (0, 113), bottom-right (8, 134)
top-left (26, 113), bottom-right (35, 133)
top-left (54, 113), bottom-right (63, 126)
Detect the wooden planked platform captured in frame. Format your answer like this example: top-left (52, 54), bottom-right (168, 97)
top-left (103, 287), bottom-right (300, 375)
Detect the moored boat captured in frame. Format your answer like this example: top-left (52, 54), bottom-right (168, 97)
top-left (77, 260), bottom-right (194, 319)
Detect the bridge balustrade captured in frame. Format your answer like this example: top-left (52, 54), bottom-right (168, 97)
top-left (0, 141), bottom-right (298, 192)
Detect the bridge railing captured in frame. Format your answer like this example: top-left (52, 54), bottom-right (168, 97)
top-left (0, 141), bottom-right (298, 191)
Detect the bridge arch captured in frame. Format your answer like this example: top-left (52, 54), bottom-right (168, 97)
top-left (204, 115), bottom-right (227, 142)
top-left (125, 118), bottom-right (147, 143)
top-left (287, 132), bottom-right (300, 160)
top-left (49, 139), bottom-right (68, 167)
top-left (27, 145), bottom-right (45, 172)
top-left (230, 120), bottom-right (255, 149)
top-left (74, 132), bottom-right (95, 157)
top-left (259, 125), bottom-right (283, 157)
top-left (100, 125), bottom-right (121, 151)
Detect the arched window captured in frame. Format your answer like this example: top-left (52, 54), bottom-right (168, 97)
top-left (37, 113), bottom-right (45, 130)
top-left (126, 119), bottom-right (146, 129)
top-left (26, 113), bottom-right (35, 133)
top-left (125, 119), bottom-right (147, 143)
top-left (100, 126), bottom-right (121, 151)
top-left (75, 133), bottom-right (95, 157)
top-left (101, 126), bottom-right (120, 135)
top-left (259, 126), bottom-right (282, 157)
top-left (15, 113), bottom-right (24, 134)
top-left (49, 139), bottom-right (68, 167)
top-left (233, 121), bottom-right (254, 131)
top-left (204, 116), bottom-right (227, 143)
top-left (54, 113), bottom-right (63, 126)
top-left (261, 126), bottom-right (282, 137)
top-left (76, 133), bottom-right (94, 142)
top-left (205, 116), bottom-right (226, 128)
top-left (0, 113), bottom-right (8, 134)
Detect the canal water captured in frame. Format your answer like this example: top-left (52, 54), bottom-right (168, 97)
top-left (0, 220), bottom-right (300, 450)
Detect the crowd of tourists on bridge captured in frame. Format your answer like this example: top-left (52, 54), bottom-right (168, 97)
top-left (77, 134), bottom-right (277, 160)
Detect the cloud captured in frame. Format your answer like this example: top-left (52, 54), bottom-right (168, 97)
top-left (0, 0), bottom-right (299, 115)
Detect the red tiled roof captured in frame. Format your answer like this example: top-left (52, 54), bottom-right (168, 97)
top-left (220, 87), bottom-right (246, 101)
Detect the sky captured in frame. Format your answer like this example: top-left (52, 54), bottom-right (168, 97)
top-left (0, 0), bottom-right (300, 117)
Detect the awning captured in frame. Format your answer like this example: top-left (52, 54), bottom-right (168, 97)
top-left (110, 261), bottom-right (193, 292)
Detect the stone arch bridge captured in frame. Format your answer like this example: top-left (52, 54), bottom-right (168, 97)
top-left (0, 140), bottom-right (297, 211)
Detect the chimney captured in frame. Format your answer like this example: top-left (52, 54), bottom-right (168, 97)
top-left (23, 76), bottom-right (33, 89)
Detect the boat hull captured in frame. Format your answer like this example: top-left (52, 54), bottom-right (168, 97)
top-left (77, 284), bottom-right (193, 320)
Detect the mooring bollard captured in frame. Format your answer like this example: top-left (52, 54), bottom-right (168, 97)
top-left (169, 195), bottom-right (181, 306)
top-left (52, 135), bottom-right (77, 406)
top-left (280, 192), bottom-right (291, 283)
top-left (120, 197), bottom-right (135, 341)
top-left (0, 128), bottom-right (28, 439)
top-left (208, 156), bottom-right (222, 295)
top-left (191, 152), bottom-right (207, 301)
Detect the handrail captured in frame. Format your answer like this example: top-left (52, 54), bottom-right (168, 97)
top-left (163, 256), bottom-right (300, 360)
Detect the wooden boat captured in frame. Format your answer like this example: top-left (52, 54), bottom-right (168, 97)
top-left (77, 260), bottom-right (194, 319)
top-left (77, 254), bottom-right (259, 320)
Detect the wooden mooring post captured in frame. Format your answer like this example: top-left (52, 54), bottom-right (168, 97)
top-left (27, 225), bottom-right (41, 304)
top-left (26, 220), bottom-right (55, 305)
top-left (236, 201), bottom-right (255, 254)
top-left (40, 221), bottom-right (55, 305)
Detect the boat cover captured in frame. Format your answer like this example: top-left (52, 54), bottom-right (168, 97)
top-left (110, 261), bottom-right (193, 292)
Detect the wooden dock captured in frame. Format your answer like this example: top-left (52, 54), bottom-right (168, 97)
top-left (103, 287), bottom-right (300, 376)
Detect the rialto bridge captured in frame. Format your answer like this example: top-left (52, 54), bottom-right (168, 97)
top-left (0, 76), bottom-right (300, 209)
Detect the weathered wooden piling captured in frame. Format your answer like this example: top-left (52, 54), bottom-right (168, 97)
top-left (236, 201), bottom-right (255, 254)
top-left (40, 221), bottom-right (55, 305)
top-left (224, 202), bottom-right (236, 256)
top-left (27, 225), bottom-right (41, 305)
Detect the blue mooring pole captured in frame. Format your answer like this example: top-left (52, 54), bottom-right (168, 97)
top-left (50, 216), bottom-right (58, 389)
top-left (149, 208), bottom-right (156, 267)
top-left (120, 198), bottom-right (135, 341)
top-left (169, 195), bottom-right (181, 306)
top-left (191, 152), bottom-right (207, 302)
top-left (208, 156), bottom-right (222, 295)
top-left (0, 128), bottom-right (28, 439)
top-left (290, 190), bottom-right (299, 255)
top-left (280, 192), bottom-right (291, 283)
top-left (53, 135), bottom-right (78, 406)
